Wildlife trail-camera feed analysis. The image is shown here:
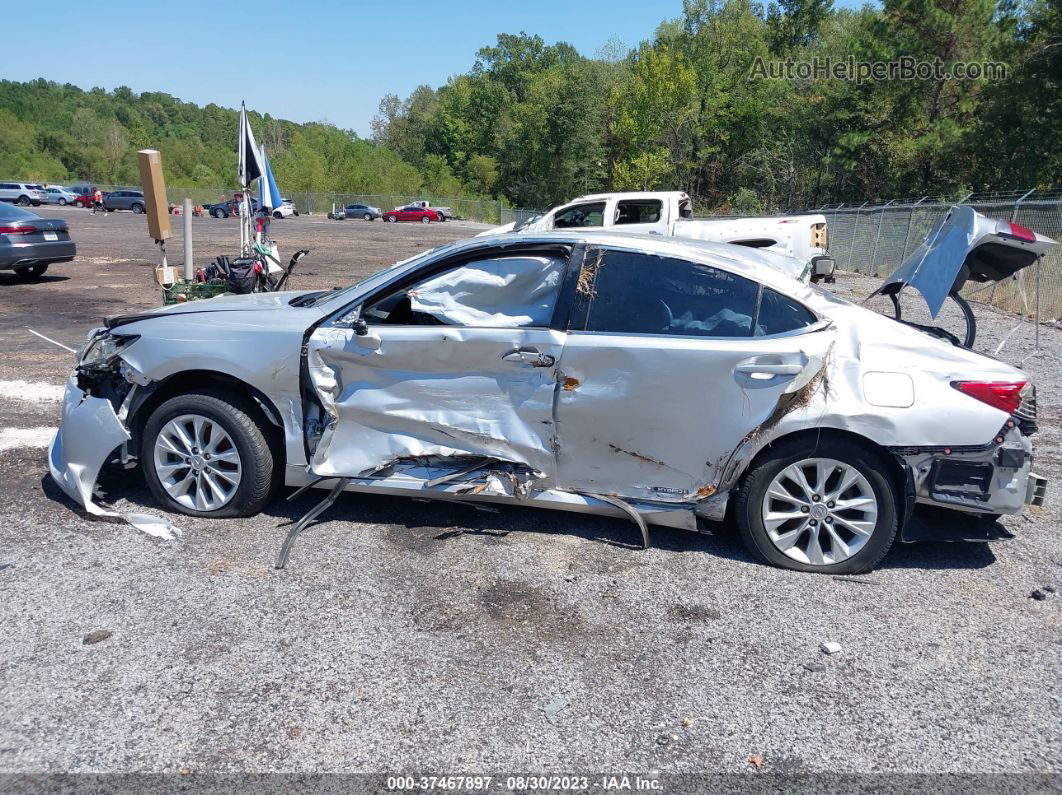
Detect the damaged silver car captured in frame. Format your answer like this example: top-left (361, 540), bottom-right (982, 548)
top-left (50, 224), bottom-right (1050, 573)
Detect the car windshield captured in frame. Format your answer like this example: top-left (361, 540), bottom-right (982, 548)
top-left (0, 203), bottom-right (40, 222)
top-left (316, 242), bottom-right (464, 309)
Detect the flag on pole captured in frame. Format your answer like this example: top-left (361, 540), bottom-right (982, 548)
top-left (237, 102), bottom-right (265, 188)
top-left (258, 145), bottom-right (283, 211)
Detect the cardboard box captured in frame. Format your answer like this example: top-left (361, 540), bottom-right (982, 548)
top-left (137, 149), bottom-right (172, 242)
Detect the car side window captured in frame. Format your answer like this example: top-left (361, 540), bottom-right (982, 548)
top-left (576, 249), bottom-right (760, 338)
top-left (755, 288), bottom-right (817, 336)
top-left (0, 183), bottom-right (18, 190)
top-left (362, 255), bottom-right (567, 329)
top-left (553, 202), bottom-right (605, 229)
top-left (615, 200), bottom-right (662, 225)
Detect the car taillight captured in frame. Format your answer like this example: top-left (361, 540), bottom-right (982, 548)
top-left (0, 225), bottom-right (37, 234)
top-left (1007, 222), bottom-right (1036, 242)
top-left (951, 380), bottom-right (1027, 414)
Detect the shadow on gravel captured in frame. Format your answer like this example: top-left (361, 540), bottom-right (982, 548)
top-left (0, 274), bottom-right (70, 285)
top-left (881, 540), bottom-right (997, 570)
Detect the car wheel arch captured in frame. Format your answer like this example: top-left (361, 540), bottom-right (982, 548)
top-left (730, 426), bottom-right (910, 520)
top-left (128, 370), bottom-right (285, 451)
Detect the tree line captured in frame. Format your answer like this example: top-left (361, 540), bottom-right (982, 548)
top-left (2, 0), bottom-right (1059, 212)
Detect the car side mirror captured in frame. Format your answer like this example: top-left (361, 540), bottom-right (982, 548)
top-left (810, 255), bottom-right (836, 284)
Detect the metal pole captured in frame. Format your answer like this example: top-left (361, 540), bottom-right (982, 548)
top-left (846, 202), bottom-right (869, 271)
top-left (869, 199), bottom-right (894, 276)
top-left (1011, 187), bottom-right (1035, 222)
top-left (900, 196), bottom-right (929, 261)
top-left (182, 198), bottom-right (193, 282)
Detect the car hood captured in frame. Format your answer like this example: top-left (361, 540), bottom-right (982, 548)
top-left (105, 290), bottom-right (326, 329)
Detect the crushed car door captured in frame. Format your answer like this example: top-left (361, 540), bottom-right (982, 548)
top-left (553, 246), bottom-right (836, 503)
top-left (305, 248), bottom-right (572, 484)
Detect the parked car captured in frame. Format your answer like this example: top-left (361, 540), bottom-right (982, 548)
top-left (408, 200), bottom-right (453, 221)
top-left (0, 202), bottom-right (75, 279)
top-left (383, 205), bottom-right (440, 223)
top-left (70, 187), bottom-right (104, 208)
top-left (0, 182), bottom-right (47, 206)
top-left (205, 196), bottom-right (258, 218)
top-left (480, 191), bottom-right (828, 276)
top-left (48, 225), bottom-right (1052, 574)
top-left (42, 186), bottom-right (79, 206)
top-left (330, 203), bottom-right (381, 221)
top-left (103, 190), bottom-right (147, 213)
top-left (271, 198), bottom-right (299, 219)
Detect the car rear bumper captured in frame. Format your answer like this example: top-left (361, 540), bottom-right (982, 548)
top-left (0, 239), bottom-right (76, 269)
top-left (896, 423), bottom-right (1041, 517)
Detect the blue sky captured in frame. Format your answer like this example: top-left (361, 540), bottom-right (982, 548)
top-left (9, 0), bottom-right (867, 137)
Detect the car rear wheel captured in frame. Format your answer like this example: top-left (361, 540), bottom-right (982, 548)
top-left (140, 390), bottom-right (277, 518)
top-left (212, 208), bottom-right (225, 218)
top-left (363, 213), bottom-right (372, 221)
top-left (734, 437), bottom-right (899, 574)
top-left (16, 196), bottom-right (30, 206)
top-left (14, 264), bottom-right (48, 280)
top-left (58, 198), bottom-right (67, 206)
top-left (421, 216), bottom-right (430, 224)
top-left (132, 203), bottom-right (144, 214)
top-left (386, 215), bottom-right (397, 223)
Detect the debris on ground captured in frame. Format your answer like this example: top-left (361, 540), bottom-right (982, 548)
top-left (543, 695), bottom-right (570, 718)
top-left (821, 641), bottom-right (842, 655)
top-left (1030, 590), bottom-right (1049, 601)
top-left (803, 662), bottom-right (827, 672)
top-left (748, 754), bottom-right (764, 768)
top-left (82, 629), bottom-right (112, 645)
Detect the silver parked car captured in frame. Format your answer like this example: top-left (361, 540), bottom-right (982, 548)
top-left (102, 190), bottom-right (146, 213)
top-left (42, 186), bottom-right (79, 205)
top-left (0, 181), bottom-right (46, 206)
top-left (49, 216), bottom-right (1052, 573)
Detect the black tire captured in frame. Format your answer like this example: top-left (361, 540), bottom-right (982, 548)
top-left (140, 389), bottom-right (278, 518)
top-left (273, 210), bottom-right (282, 219)
top-left (363, 213), bottom-right (372, 221)
top-left (734, 436), bottom-right (899, 574)
top-left (57, 198), bottom-right (67, 206)
top-left (14, 264), bottom-right (48, 280)
top-left (131, 202), bottom-right (144, 214)
top-left (437, 212), bottom-right (446, 222)
top-left (421, 216), bottom-right (430, 224)
top-left (16, 195), bottom-right (30, 206)
top-left (212, 208), bottom-right (226, 218)
top-left (386, 215), bottom-right (397, 223)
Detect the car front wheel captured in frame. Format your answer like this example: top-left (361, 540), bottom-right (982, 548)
top-left (363, 213), bottom-right (372, 221)
top-left (58, 198), bottom-right (67, 206)
top-left (140, 390), bottom-right (277, 518)
top-left (132, 203), bottom-right (144, 214)
top-left (273, 211), bottom-right (282, 219)
top-left (734, 436), bottom-right (898, 574)
top-left (386, 215), bottom-right (397, 222)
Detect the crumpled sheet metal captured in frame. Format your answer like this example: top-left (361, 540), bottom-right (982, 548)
top-left (307, 326), bottom-right (562, 479)
top-left (408, 255), bottom-right (564, 328)
top-left (48, 378), bottom-right (180, 540)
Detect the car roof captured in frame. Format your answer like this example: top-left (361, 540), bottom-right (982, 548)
top-left (455, 231), bottom-right (813, 298)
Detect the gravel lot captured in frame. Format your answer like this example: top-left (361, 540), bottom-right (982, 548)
top-left (0, 207), bottom-right (1060, 779)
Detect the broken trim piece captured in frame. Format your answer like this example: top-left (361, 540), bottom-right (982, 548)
top-left (590, 493), bottom-right (651, 549)
top-left (276, 477), bottom-right (352, 569)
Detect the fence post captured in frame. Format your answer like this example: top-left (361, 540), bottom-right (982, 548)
top-left (846, 202), bottom-right (869, 271)
top-left (869, 200), bottom-right (894, 276)
top-left (900, 196), bottom-right (929, 261)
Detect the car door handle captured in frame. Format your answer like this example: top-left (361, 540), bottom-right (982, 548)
top-left (502, 348), bottom-right (555, 367)
top-left (735, 358), bottom-right (803, 376)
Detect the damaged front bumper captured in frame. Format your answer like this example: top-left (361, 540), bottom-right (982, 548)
top-left (49, 375), bottom-right (132, 513)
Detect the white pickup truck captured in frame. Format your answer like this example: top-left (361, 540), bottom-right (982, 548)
top-left (481, 191), bottom-right (830, 279)
top-left (407, 200), bottom-right (454, 221)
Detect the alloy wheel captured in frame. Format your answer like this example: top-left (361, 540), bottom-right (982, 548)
top-left (760, 457), bottom-right (878, 566)
top-left (153, 413), bottom-right (242, 511)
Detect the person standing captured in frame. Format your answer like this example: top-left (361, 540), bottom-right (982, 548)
top-left (92, 187), bottom-right (104, 215)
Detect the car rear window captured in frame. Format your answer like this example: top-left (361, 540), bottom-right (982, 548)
top-left (755, 288), bottom-right (817, 336)
top-left (0, 203), bottom-right (39, 221)
top-left (577, 249), bottom-right (760, 338)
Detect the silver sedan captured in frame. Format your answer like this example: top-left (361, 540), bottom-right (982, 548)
top-left (49, 224), bottom-right (1050, 573)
